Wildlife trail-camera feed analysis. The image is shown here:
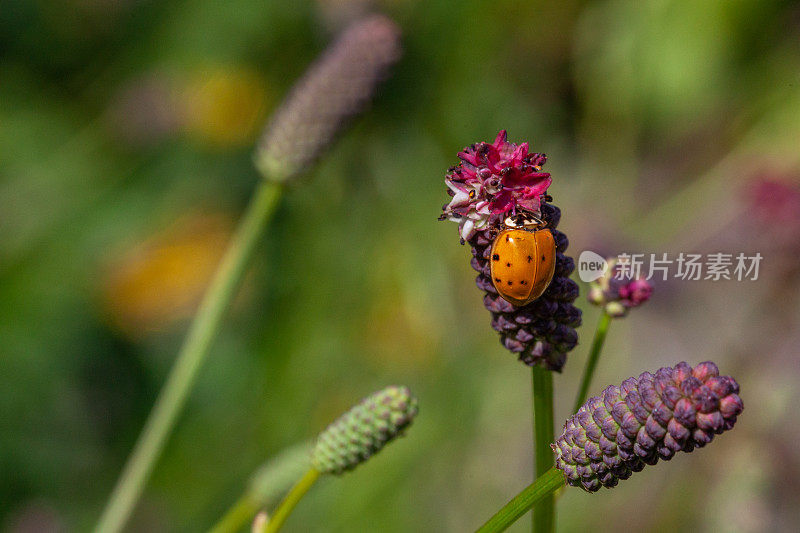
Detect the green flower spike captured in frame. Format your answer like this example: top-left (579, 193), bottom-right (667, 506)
top-left (256, 387), bottom-right (418, 533)
top-left (312, 385), bottom-right (418, 475)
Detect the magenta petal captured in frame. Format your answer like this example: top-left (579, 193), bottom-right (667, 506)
top-left (489, 191), bottom-right (516, 214)
top-left (511, 143), bottom-right (528, 162)
top-left (493, 130), bottom-right (508, 149)
top-left (522, 178), bottom-right (552, 197)
top-left (517, 196), bottom-right (542, 212)
top-left (458, 150), bottom-right (480, 166)
top-left (502, 172), bottom-right (551, 189)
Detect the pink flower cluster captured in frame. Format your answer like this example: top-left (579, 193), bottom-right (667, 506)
top-left (441, 130), bottom-right (552, 240)
top-left (587, 259), bottom-right (654, 318)
top-left (618, 278), bottom-right (654, 308)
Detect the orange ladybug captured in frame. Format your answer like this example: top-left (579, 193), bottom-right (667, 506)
top-left (489, 212), bottom-right (556, 306)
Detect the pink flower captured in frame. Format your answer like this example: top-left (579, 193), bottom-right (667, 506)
top-left (748, 176), bottom-right (800, 227)
top-left (618, 278), bottom-right (653, 308)
top-left (442, 130), bottom-right (552, 239)
top-left (587, 258), bottom-right (654, 318)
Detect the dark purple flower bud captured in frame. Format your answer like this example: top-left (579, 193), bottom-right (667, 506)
top-left (461, 201), bottom-right (580, 371)
top-left (552, 362), bottom-right (743, 492)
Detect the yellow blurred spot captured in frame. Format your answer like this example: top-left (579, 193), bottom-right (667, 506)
top-left (102, 213), bottom-right (233, 338)
top-left (183, 66), bottom-right (268, 148)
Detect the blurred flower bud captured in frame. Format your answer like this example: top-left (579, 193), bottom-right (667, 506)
top-left (618, 278), bottom-right (653, 307)
top-left (603, 301), bottom-right (626, 318)
top-left (553, 361), bottom-right (743, 492)
top-left (312, 385), bottom-right (418, 475)
top-left (746, 174), bottom-right (800, 248)
top-left (315, 0), bottom-right (374, 32)
top-left (586, 286), bottom-right (605, 306)
top-left (748, 175), bottom-right (800, 227)
top-left (587, 258), bottom-right (653, 318)
top-left (255, 14), bottom-right (401, 182)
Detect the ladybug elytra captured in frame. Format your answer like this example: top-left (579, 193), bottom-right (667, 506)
top-left (489, 211), bottom-right (556, 307)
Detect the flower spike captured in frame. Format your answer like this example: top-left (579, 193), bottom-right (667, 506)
top-left (255, 15), bottom-right (401, 182)
top-left (441, 131), bottom-right (581, 370)
top-left (312, 386), bottom-right (418, 475)
top-left (553, 361), bottom-right (743, 492)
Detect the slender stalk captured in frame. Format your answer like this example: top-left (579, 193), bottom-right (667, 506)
top-left (573, 311), bottom-right (612, 413)
top-left (476, 468), bottom-right (564, 533)
top-left (531, 367), bottom-right (554, 533)
top-left (264, 469), bottom-right (321, 533)
top-left (95, 181), bottom-right (283, 533)
top-left (209, 494), bottom-right (260, 533)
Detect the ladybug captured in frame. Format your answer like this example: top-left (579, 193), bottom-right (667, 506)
top-left (489, 211), bottom-right (556, 306)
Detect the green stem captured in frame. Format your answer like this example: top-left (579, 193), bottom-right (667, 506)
top-left (95, 181), bottom-right (283, 533)
top-left (573, 311), bottom-right (612, 413)
top-left (476, 468), bottom-right (564, 533)
top-left (264, 469), bottom-right (321, 533)
top-left (531, 367), bottom-right (554, 533)
top-left (209, 494), bottom-right (260, 533)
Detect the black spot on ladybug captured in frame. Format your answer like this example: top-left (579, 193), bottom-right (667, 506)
top-left (494, 278), bottom-right (501, 283)
top-left (541, 255), bottom-right (546, 261)
top-left (520, 280), bottom-right (527, 285)
top-left (505, 235), bottom-right (510, 242)
top-left (527, 256), bottom-right (532, 263)
top-left (492, 254), bottom-right (500, 261)
top-left (506, 262), bottom-right (512, 267)
top-left (507, 281), bottom-right (513, 286)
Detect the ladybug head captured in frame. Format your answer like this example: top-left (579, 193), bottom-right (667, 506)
top-left (503, 210), bottom-right (547, 230)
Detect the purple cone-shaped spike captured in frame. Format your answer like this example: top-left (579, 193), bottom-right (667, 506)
top-left (466, 203), bottom-right (581, 370)
top-left (553, 361), bottom-right (743, 492)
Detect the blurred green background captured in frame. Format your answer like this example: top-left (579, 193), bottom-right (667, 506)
top-left (2, 0), bottom-right (800, 531)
